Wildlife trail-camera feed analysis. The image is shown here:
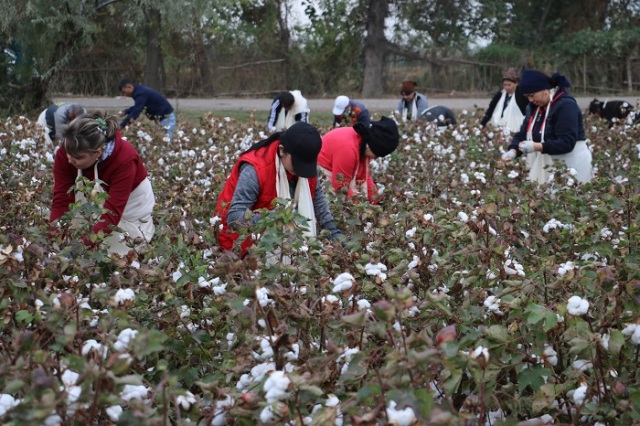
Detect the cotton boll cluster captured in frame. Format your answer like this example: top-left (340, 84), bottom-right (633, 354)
top-left (567, 296), bottom-right (589, 316)
top-left (113, 288), bottom-right (136, 306)
top-left (114, 328), bottom-right (138, 352)
top-left (622, 324), bottom-right (640, 345)
top-left (256, 287), bottom-right (274, 307)
top-left (542, 345), bottom-right (558, 366)
top-left (364, 261), bottom-right (387, 282)
top-left (263, 371), bottom-right (291, 403)
top-left (483, 295), bottom-right (503, 315)
top-left (504, 258), bottom-right (525, 277)
top-left (197, 276), bottom-right (227, 295)
top-left (557, 261), bottom-right (575, 276)
top-left (120, 385), bottom-right (149, 402)
top-left (332, 273), bottom-right (355, 293)
top-left (386, 401), bottom-right (417, 426)
top-left (543, 218), bottom-right (573, 233)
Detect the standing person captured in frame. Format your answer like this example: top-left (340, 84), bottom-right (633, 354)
top-left (50, 112), bottom-right (156, 255)
top-left (319, 117), bottom-right (399, 203)
top-left (480, 67), bottom-right (528, 132)
top-left (267, 90), bottom-right (310, 133)
top-left (501, 70), bottom-right (593, 184)
top-left (332, 95), bottom-right (371, 128)
top-left (215, 122), bottom-right (342, 256)
top-left (36, 103), bottom-right (86, 147)
top-left (396, 79), bottom-right (428, 122)
top-left (118, 78), bottom-right (176, 142)
top-left (588, 99), bottom-right (635, 128)
top-left (422, 105), bottom-right (457, 127)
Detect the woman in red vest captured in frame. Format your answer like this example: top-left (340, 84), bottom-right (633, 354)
top-left (318, 116), bottom-right (399, 203)
top-left (215, 122), bottom-right (342, 255)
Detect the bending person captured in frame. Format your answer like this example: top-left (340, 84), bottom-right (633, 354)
top-left (332, 96), bottom-right (371, 128)
top-left (318, 116), bottom-right (399, 203)
top-left (502, 70), bottom-right (593, 184)
top-left (267, 90), bottom-right (310, 133)
top-left (50, 112), bottom-right (156, 255)
top-left (215, 122), bottom-right (342, 256)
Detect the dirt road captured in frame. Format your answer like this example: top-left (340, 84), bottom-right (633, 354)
top-left (53, 96), bottom-right (639, 113)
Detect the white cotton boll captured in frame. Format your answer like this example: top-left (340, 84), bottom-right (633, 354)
top-left (572, 359), bottom-right (593, 371)
top-left (211, 395), bottom-right (235, 426)
top-left (106, 405), bottom-right (123, 422)
top-left (364, 262), bottom-right (388, 281)
top-left (176, 391), bottom-right (197, 410)
top-left (405, 227), bottom-right (417, 238)
top-left (61, 370), bottom-right (79, 389)
top-left (471, 346), bottom-right (490, 362)
top-left (386, 401), bottom-right (417, 426)
top-left (486, 270), bottom-right (497, 280)
top-left (0, 394), bottom-right (20, 417)
top-left (82, 339), bottom-right (107, 359)
top-left (573, 385), bottom-right (588, 405)
top-left (460, 173), bottom-right (469, 184)
top-left (256, 287), bottom-right (273, 307)
top-left (357, 299), bottom-right (371, 310)
top-left (598, 333), bottom-right (610, 350)
top-left (120, 385), bottom-right (149, 401)
top-left (423, 213), bottom-right (434, 222)
top-left (543, 345), bottom-right (558, 366)
top-left (179, 305), bottom-right (191, 319)
top-left (407, 256), bottom-right (419, 270)
top-left (264, 371), bottom-right (291, 403)
top-left (114, 288), bottom-right (135, 306)
top-left (622, 324), bottom-right (640, 345)
top-left (508, 170), bottom-right (519, 179)
top-left (260, 405), bottom-right (276, 423)
top-left (567, 296), bottom-right (589, 316)
top-left (114, 328), bottom-right (138, 351)
top-left (457, 211), bottom-right (469, 223)
top-left (483, 295), bottom-right (502, 315)
top-left (332, 273), bottom-right (355, 293)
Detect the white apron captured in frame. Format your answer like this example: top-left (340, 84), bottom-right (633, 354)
top-left (75, 164), bottom-right (156, 255)
top-left (491, 91), bottom-right (525, 133)
top-left (274, 90), bottom-right (310, 132)
top-left (525, 91), bottom-right (593, 184)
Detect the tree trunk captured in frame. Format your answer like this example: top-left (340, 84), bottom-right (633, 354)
top-left (362, 0), bottom-right (389, 97)
top-left (143, 7), bottom-right (165, 91)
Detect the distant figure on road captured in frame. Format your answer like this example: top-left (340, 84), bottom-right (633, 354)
top-left (332, 95), bottom-right (371, 128)
top-left (267, 90), bottom-right (310, 133)
top-left (36, 103), bottom-right (86, 147)
top-left (480, 67), bottom-right (528, 133)
top-left (588, 98), bottom-right (635, 128)
top-left (396, 79), bottom-right (428, 122)
top-left (422, 105), bottom-right (457, 127)
top-left (118, 78), bottom-right (176, 142)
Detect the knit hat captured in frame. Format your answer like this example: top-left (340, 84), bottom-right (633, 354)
top-left (365, 116), bottom-right (400, 158)
top-left (400, 80), bottom-right (417, 95)
top-left (502, 67), bottom-right (519, 83)
top-left (519, 69), bottom-right (553, 94)
top-left (333, 96), bottom-right (350, 115)
top-left (279, 122), bottom-right (322, 178)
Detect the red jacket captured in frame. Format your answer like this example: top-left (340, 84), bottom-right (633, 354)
top-left (318, 127), bottom-right (376, 202)
top-left (216, 141), bottom-right (317, 253)
top-left (50, 131), bottom-right (148, 236)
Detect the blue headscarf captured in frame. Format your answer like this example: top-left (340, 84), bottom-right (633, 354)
top-left (520, 70), bottom-right (571, 94)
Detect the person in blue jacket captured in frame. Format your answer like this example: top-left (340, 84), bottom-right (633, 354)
top-left (118, 78), bottom-right (176, 142)
top-left (501, 70), bottom-right (593, 184)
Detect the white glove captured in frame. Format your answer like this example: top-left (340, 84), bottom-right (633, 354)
top-left (501, 150), bottom-right (516, 161)
top-left (520, 140), bottom-right (535, 154)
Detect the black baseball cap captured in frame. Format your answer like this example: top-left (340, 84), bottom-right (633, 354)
top-left (279, 122), bottom-right (322, 178)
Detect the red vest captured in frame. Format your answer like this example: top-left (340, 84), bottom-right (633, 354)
top-left (215, 141), bottom-right (317, 254)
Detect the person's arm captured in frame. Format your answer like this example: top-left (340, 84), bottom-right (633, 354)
top-left (227, 163), bottom-right (261, 228)
top-left (120, 90), bottom-right (149, 128)
top-left (481, 90), bottom-right (502, 127)
top-left (313, 184), bottom-right (342, 239)
top-left (366, 173), bottom-right (377, 203)
top-left (50, 148), bottom-right (77, 222)
top-left (92, 159), bottom-right (139, 235)
top-left (296, 111), bottom-right (309, 123)
top-left (267, 99), bottom-right (280, 132)
top-left (332, 115), bottom-right (342, 127)
top-left (507, 106), bottom-right (531, 155)
top-left (539, 102), bottom-right (580, 155)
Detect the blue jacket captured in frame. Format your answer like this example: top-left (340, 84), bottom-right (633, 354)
top-left (510, 91), bottom-right (585, 155)
top-left (121, 84), bottom-right (174, 128)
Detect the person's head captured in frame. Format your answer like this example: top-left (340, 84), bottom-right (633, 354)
top-left (502, 67), bottom-right (519, 95)
top-left (278, 122), bottom-right (322, 177)
top-left (589, 99), bottom-right (603, 117)
top-left (519, 70), bottom-right (572, 107)
top-left (333, 95), bottom-right (350, 116)
top-left (61, 112), bottom-right (118, 170)
top-left (279, 92), bottom-right (295, 111)
top-left (354, 116), bottom-right (400, 159)
top-left (66, 104), bottom-right (86, 122)
top-left (400, 80), bottom-right (417, 100)
top-left (118, 78), bottom-right (136, 97)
